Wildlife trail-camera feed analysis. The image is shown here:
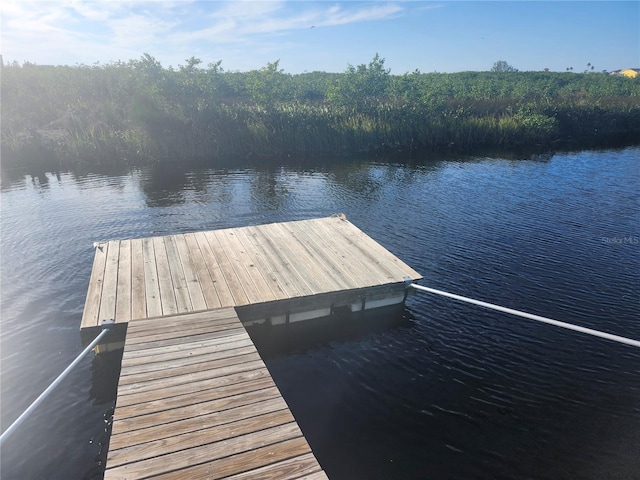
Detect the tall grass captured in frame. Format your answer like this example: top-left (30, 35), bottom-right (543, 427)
top-left (2, 56), bottom-right (639, 168)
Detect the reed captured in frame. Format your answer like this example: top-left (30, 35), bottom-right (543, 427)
top-left (2, 56), bottom-right (639, 168)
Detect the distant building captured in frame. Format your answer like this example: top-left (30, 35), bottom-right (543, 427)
top-left (610, 68), bottom-right (640, 78)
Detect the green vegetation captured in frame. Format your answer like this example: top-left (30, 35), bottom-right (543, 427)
top-left (2, 54), bottom-right (639, 168)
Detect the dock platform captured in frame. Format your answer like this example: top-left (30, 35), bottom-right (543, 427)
top-left (83, 216), bottom-right (422, 479)
top-left (82, 216), bottom-right (422, 338)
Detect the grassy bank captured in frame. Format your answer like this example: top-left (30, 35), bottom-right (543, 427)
top-left (2, 54), bottom-right (639, 168)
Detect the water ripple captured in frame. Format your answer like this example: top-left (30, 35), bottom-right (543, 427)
top-left (1, 148), bottom-right (639, 479)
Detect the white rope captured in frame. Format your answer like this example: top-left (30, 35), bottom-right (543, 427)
top-left (409, 284), bottom-right (640, 348)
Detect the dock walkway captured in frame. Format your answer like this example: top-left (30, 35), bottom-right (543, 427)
top-left (105, 308), bottom-right (328, 479)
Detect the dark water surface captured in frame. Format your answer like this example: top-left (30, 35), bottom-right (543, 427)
top-left (1, 148), bottom-right (639, 479)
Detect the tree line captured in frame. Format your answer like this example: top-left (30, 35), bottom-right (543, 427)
top-left (2, 54), bottom-right (639, 168)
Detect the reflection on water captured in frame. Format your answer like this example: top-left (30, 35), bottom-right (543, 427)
top-left (139, 162), bottom-right (190, 207)
top-left (249, 167), bottom-right (291, 212)
top-left (0, 147), bottom-right (638, 479)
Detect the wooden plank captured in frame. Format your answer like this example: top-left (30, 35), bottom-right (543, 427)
top-left (239, 226), bottom-right (302, 299)
top-left (247, 225), bottom-right (312, 297)
top-left (173, 234), bottom-right (207, 311)
top-left (115, 239), bottom-right (132, 323)
top-left (235, 228), bottom-right (298, 300)
top-left (268, 222), bottom-right (342, 292)
top-left (109, 397), bottom-right (289, 451)
top-left (331, 222), bottom-right (408, 284)
top-left (112, 386), bottom-right (282, 435)
top-left (117, 352), bottom-right (261, 386)
top-left (152, 236), bottom-right (178, 315)
top-left (123, 312), bottom-right (240, 344)
top-left (141, 238), bottom-right (162, 318)
top-left (149, 437), bottom-right (314, 480)
top-left (218, 228), bottom-right (282, 303)
top-left (193, 231), bottom-right (236, 306)
top-left (98, 241), bottom-right (120, 323)
top-left (213, 228), bottom-right (270, 305)
top-left (113, 376), bottom-right (277, 419)
top-left (281, 220), bottom-right (358, 290)
top-left (118, 330), bottom-right (249, 360)
top-left (164, 235), bottom-right (192, 313)
top-left (114, 367), bottom-right (272, 408)
top-left (295, 471), bottom-right (330, 480)
top-left (223, 453), bottom-right (326, 480)
top-left (202, 230), bottom-right (250, 306)
top-left (105, 422), bottom-right (304, 479)
top-left (81, 242), bottom-right (108, 329)
top-left (119, 345), bottom-right (257, 378)
top-left (125, 308), bottom-right (238, 334)
top-left (111, 405), bottom-right (291, 450)
top-left (124, 315), bottom-right (239, 341)
top-left (329, 217), bottom-right (422, 280)
top-left (115, 358), bottom-right (265, 396)
top-left (107, 409), bottom-right (296, 468)
top-left (183, 232), bottom-right (222, 309)
top-left (120, 337), bottom-right (255, 369)
top-left (283, 221), bottom-right (347, 290)
top-left (130, 239), bottom-right (146, 320)
top-left (120, 326), bottom-right (247, 353)
top-left (308, 218), bottom-right (390, 285)
top-left (121, 348), bottom-right (255, 384)
top-left (118, 339), bottom-right (258, 374)
top-left (120, 341), bottom-right (253, 375)
top-left (293, 219), bottom-right (372, 287)
top-left (250, 224), bottom-right (322, 295)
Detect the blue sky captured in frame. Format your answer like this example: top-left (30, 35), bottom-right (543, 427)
top-left (1, 1), bottom-right (638, 74)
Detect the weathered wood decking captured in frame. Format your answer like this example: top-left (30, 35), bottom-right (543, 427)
top-left (105, 308), bottom-right (328, 479)
top-left (81, 216), bottom-right (422, 333)
top-left (86, 216), bottom-right (422, 479)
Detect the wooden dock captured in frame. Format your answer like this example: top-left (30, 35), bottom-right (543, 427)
top-left (105, 308), bottom-right (328, 479)
top-left (82, 216), bottom-right (422, 479)
top-left (82, 216), bottom-right (422, 337)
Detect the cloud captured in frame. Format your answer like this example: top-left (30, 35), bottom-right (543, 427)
top-left (166, 1), bottom-right (403, 44)
top-left (319, 3), bottom-right (403, 27)
top-left (2, 2), bottom-right (89, 63)
top-left (208, 0), bottom-right (287, 21)
top-left (2, 1), bottom-right (182, 64)
top-left (0, 1), bottom-right (404, 67)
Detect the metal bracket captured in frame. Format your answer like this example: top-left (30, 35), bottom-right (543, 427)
top-left (101, 318), bottom-right (116, 330)
top-left (403, 276), bottom-right (414, 301)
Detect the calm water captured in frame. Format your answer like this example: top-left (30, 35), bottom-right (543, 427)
top-left (1, 148), bottom-right (639, 479)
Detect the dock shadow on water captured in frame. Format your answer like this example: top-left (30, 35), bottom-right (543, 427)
top-left (246, 306), bottom-right (432, 480)
top-left (246, 305), bottom-right (411, 360)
